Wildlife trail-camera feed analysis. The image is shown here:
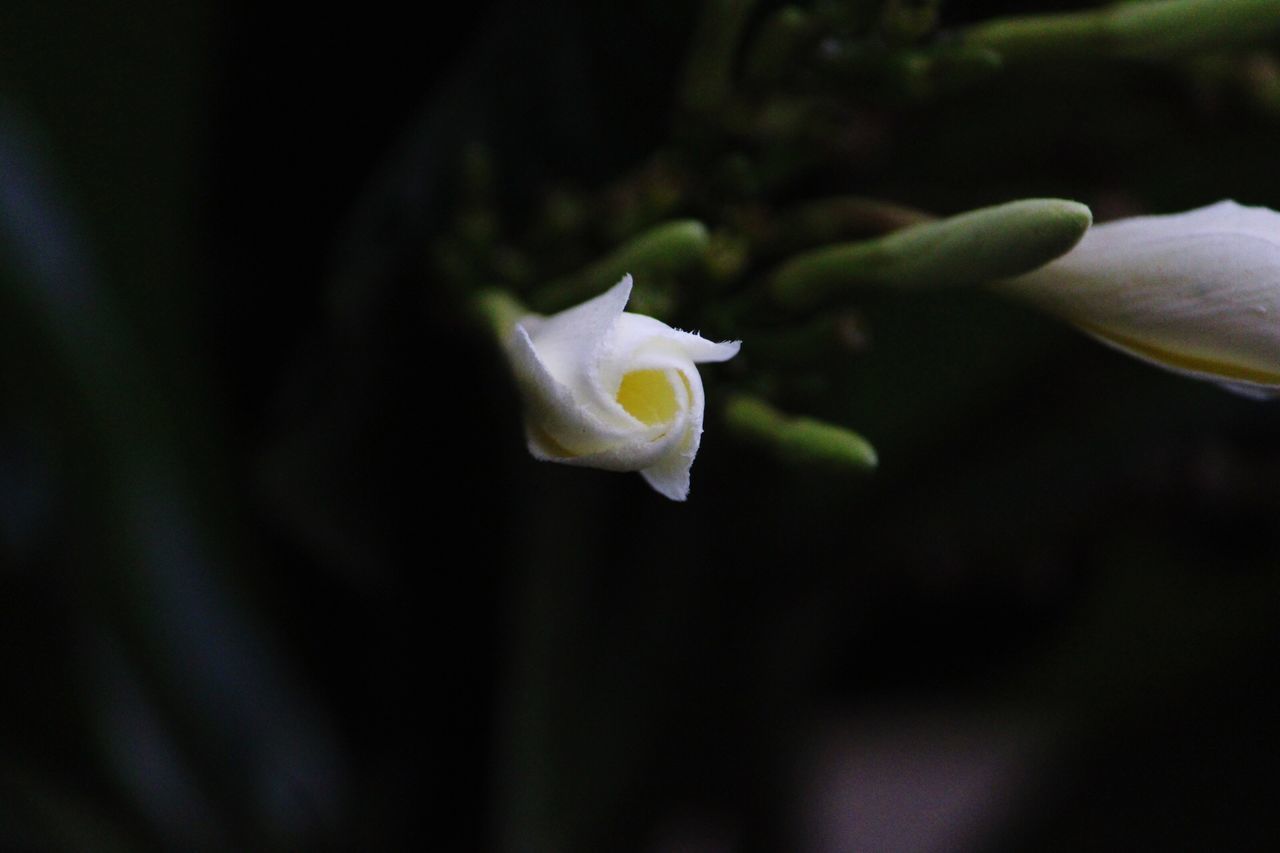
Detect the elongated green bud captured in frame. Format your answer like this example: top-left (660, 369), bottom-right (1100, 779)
top-left (963, 0), bottom-right (1280, 64)
top-left (724, 394), bottom-right (878, 471)
top-left (531, 220), bottom-right (710, 313)
top-left (771, 199), bottom-right (1092, 310)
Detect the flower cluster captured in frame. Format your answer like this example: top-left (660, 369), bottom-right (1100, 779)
top-left (496, 200), bottom-right (1280, 500)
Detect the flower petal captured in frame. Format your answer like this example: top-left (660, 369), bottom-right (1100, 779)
top-left (515, 276), bottom-right (641, 435)
top-left (509, 325), bottom-right (641, 456)
top-left (639, 367), bottom-right (704, 501)
top-left (640, 449), bottom-right (695, 501)
top-left (611, 312), bottom-right (742, 364)
top-left (520, 275), bottom-right (635, 415)
top-left (1082, 326), bottom-right (1280, 399)
top-left (994, 200), bottom-right (1280, 393)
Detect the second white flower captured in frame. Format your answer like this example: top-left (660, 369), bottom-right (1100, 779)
top-left (994, 200), bottom-right (1280, 398)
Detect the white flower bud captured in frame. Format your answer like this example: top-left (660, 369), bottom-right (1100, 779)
top-left (508, 275), bottom-right (740, 500)
top-left (995, 200), bottom-right (1280, 398)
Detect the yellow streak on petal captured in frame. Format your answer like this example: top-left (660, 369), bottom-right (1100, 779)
top-left (1080, 323), bottom-right (1280, 386)
top-left (616, 369), bottom-right (679, 425)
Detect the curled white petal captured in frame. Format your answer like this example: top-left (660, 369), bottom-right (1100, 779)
top-left (508, 274), bottom-right (740, 500)
top-left (995, 200), bottom-right (1280, 397)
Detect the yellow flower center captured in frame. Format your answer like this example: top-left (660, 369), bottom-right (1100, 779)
top-left (616, 369), bottom-right (679, 425)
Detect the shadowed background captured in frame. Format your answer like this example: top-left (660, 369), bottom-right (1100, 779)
top-left (2, 1), bottom-right (1279, 850)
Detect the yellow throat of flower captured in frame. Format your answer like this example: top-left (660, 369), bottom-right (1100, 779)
top-left (616, 369), bottom-right (680, 425)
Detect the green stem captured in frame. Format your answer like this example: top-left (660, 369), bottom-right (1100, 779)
top-left (963, 0), bottom-right (1280, 63)
top-left (474, 289), bottom-right (528, 346)
top-left (681, 0), bottom-right (761, 116)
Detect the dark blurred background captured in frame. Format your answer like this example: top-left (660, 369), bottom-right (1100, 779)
top-left (3, 1), bottom-right (1280, 850)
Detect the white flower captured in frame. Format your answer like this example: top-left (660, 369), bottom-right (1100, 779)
top-left (994, 200), bottom-right (1280, 398)
top-left (508, 274), bottom-right (741, 500)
